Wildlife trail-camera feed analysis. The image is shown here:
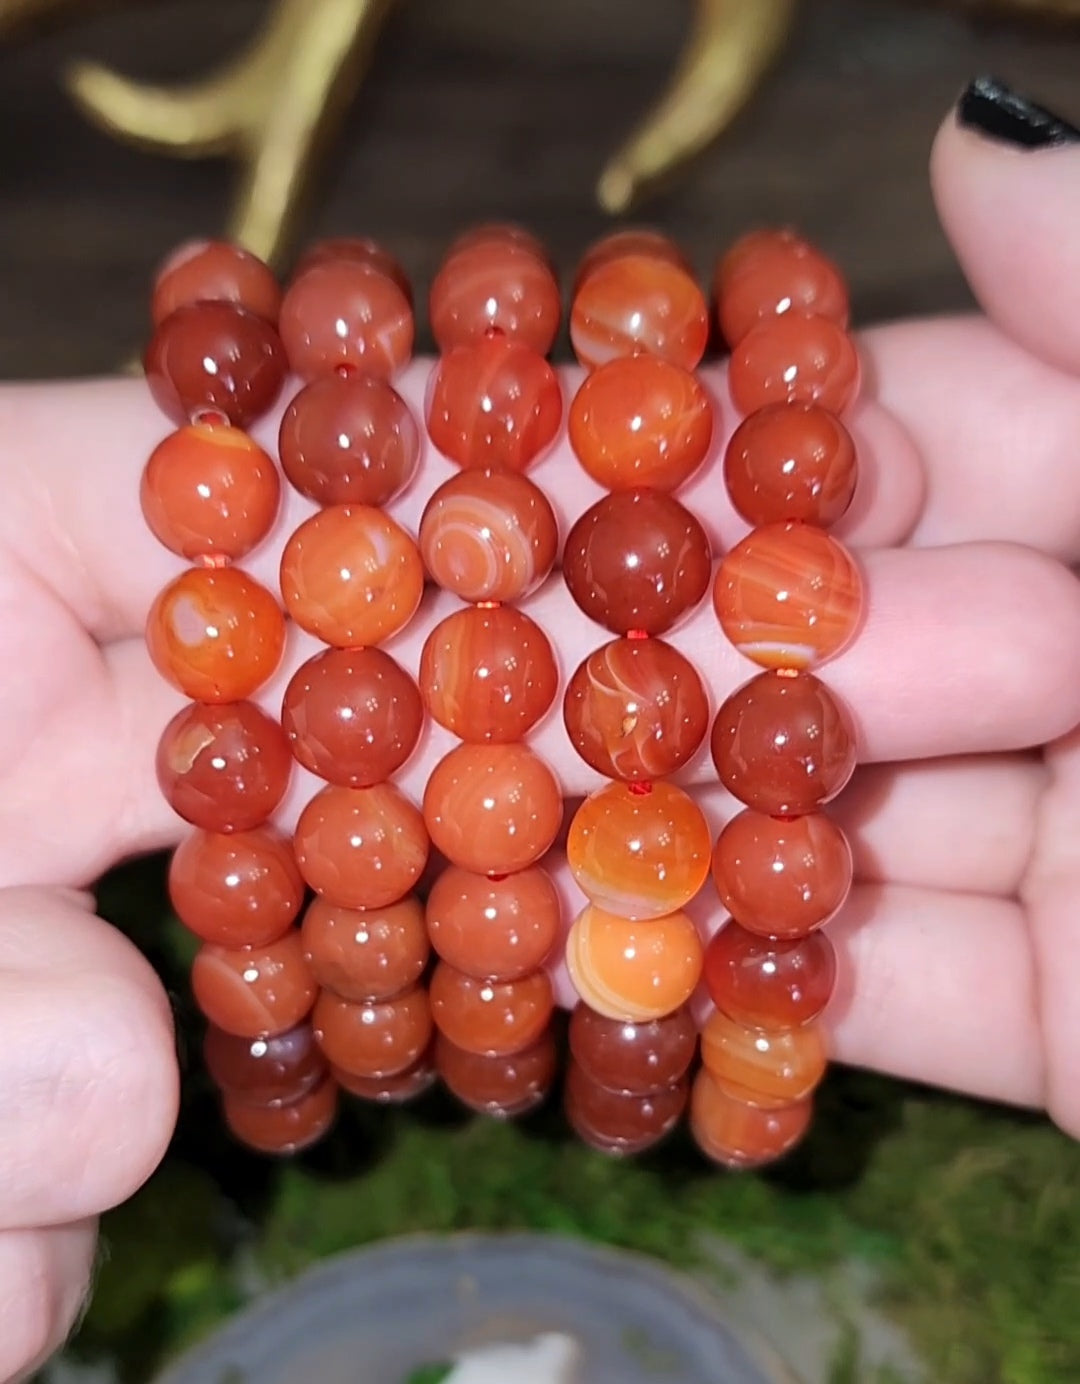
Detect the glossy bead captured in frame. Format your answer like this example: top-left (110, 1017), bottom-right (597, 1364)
top-left (141, 422), bottom-right (280, 561)
top-left (169, 827), bottom-right (304, 947)
top-left (447, 223), bottom-right (552, 265)
top-left (700, 1009), bottom-right (827, 1104)
top-left (568, 355), bottom-right (713, 491)
top-left (567, 781), bottom-right (711, 920)
top-left (279, 374), bottom-right (420, 507)
top-left (223, 1076), bottom-right (337, 1155)
top-left (425, 864), bottom-right (560, 981)
top-left (712, 809), bottom-right (852, 939)
top-left (563, 490), bottom-right (710, 636)
top-left (715, 229), bottom-right (849, 347)
top-left (191, 929), bottom-right (317, 1038)
top-left (333, 1052), bottom-right (436, 1104)
top-left (568, 1004), bottom-right (696, 1097)
top-left (436, 1030), bottom-right (557, 1118)
top-left (301, 893), bottom-right (429, 1001)
top-left (723, 403), bottom-right (857, 528)
top-left (279, 505), bottom-right (424, 648)
top-left (570, 253), bottom-right (708, 371)
top-left (144, 302), bottom-right (286, 427)
top-left (563, 636), bottom-right (708, 781)
top-left (278, 259), bottom-right (414, 380)
top-left (152, 239), bottom-right (282, 326)
top-left (203, 1022), bottom-right (326, 1105)
top-left (574, 230), bottom-right (691, 294)
top-left (156, 700), bottom-right (292, 833)
top-left (419, 605), bottom-right (558, 743)
top-left (690, 1069), bottom-right (811, 1169)
top-left (566, 905), bottom-right (703, 1022)
top-left (419, 470), bottom-right (557, 604)
top-left (710, 671), bottom-right (857, 816)
top-left (703, 922), bottom-right (837, 1029)
top-left (729, 313), bottom-right (859, 415)
top-left (146, 567), bottom-right (285, 703)
top-left (293, 238), bottom-right (412, 303)
top-left (429, 962), bottom-right (554, 1057)
top-left (564, 1061), bottom-right (688, 1156)
top-left (294, 783), bottom-right (428, 910)
top-left (425, 335), bottom-right (562, 472)
top-left (312, 985), bottom-right (432, 1079)
top-left (714, 522), bottom-right (863, 670)
top-left (430, 238), bottom-right (560, 354)
top-left (281, 647), bottom-right (423, 787)
top-left (423, 743), bottom-right (562, 876)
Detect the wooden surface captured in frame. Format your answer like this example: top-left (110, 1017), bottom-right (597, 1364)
top-left (0, 0), bottom-right (1079, 376)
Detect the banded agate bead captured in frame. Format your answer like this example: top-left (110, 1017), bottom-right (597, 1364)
top-left (723, 403), bottom-right (857, 528)
top-left (436, 1030), bottom-right (557, 1118)
top-left (570, 253), bottom-right (708, 371)
top-left (334, 1054), bottom-right (437, 1104)
top-left (295, 238), bottom-right (412, 302)
top-left (223, 1076), bottom-right (338, 1155)
top-left (703, 923), bottom-right (837, 1030)
top-left (203, 1022), bottom-right (326, 1105)
top-left (700, 1010), bottom-right (827, 1105)
top-left (301, 894), bottom-right (429, 1002)
top-left (565, 905), bottom-right (703, 1022)
top-left (152, 239), bottom-right (282, 325)
top-left (565, 1062), bottom-right (688, 1156)
top-left (294, 783), bottom-right (428, 910)
top-left (312, 985), bottom-right (433, 1079)
top-left (568, 1004), bottom-right (697, 1097)
top-left (729, 313), bottom-right (859, 415)
top-left (279, 258), bottom-right (414, 379)
top-left (425, 865), bottom-right (560, 981)
top-left (191, 929), bottom-right (317, 1038)
top-left (446, 223), bottom-right (551, 264)
top-left (169, 826), bottom-right (304, 947)
top-left (715, 229), bottom-right (849, 347)
top-left (144, 302), bottom-right (286, 426)
top-left (574, 230), bottom-right (691, 294)
top-left (430, 234), bottom-right (560, 354)
top-left (429, 962), bottom-right (554, 1058)
top-left (690, 1069), bottom-right (811, 1169)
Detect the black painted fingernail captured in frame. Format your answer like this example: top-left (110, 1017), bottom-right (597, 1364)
top-left (958, 76), bottom-right (1080, 148)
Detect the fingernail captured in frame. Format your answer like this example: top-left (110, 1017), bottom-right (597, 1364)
top-left (957, 75), bottom-right (1080, 148)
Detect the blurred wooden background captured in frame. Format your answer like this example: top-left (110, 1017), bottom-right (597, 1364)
top-left (1, 0), bottom-right (1079, 377)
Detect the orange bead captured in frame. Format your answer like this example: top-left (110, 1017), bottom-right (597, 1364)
top-left (567, 781), bottom-right (711, 920)
top-left (565, 904), bottom-right (703, 1022)
top-left (146, 567), bottom-right (285, 703)
top-left (333, 1053), bottom-right (436, 1105)
top-left (714, 229), bottom-right (849, 347)
top-left (152, 239), bottom-right (282, 326)
top-left (713, 521), bottom-right (863, 670)
top-left (169, 827), bottom-right (304, 948)
top-left (294, 238), bottom-right (413, 303)
top-left (568, 1004), bottom-right (697, 1097)
top-left (700, 1009), bottom-right (827, 1105)
top-left (279, 505), bottom-right (424, 648)
top-left (690, 1068), bottom-right (811, 1169)
top-left (729, 313), bottom-right (859, 415)
top-left (429, 961), bottom-right (554, 1058)
top-left (294, 783), bottom-right (429, 910)
top-left (568, 354), bottom-right (714, 491)
top-left (436, 1030), bottom-right (557, 1118)
top-left (574, 230), bottom-right (691, 294)
top-left (723, 403), bottom-right (857, 528)
top-left (300, 893), bottom-right (429, 1001)
top-left (203, 1022), bottom-right (326, 1105)
top-left (564, 1061), bottom-right (687, 1156)
top-left (430, 237), bottom-right (560, 354)
top-left (191, 929), bottom-right (317, 1039)
top-left (223, 1076), bottom-right (338, 1155)
top-left (570, 253), bottom-right (708, 371)
top-left (313, 984), bottom-right (433, 1079)
top-left (141, 422), bottom-right (280, 561)
top-left (279, 259), bottom-right (414, 380)
top-left (423, 743), bottom-right (562, 876)
top-left (425, 864), bottom-right (560, 981)
top-left (703, 922), bottom-right (837, 1029)
top-left (426, 334), bottom-right (562, 472)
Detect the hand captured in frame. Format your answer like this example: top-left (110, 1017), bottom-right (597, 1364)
top-left (1, 102), bottom-right (1079, 1378)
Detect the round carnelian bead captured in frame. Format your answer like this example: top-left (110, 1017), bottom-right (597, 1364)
top-left (711, 671), bottom-right (857, 816)
top-left (313, 985), bottom-right (432, 1079)
top-left (425, 864), bottom-right (560, 982)
top-left (281, 647), bottom-right (423, 787)
top-left (436, 1030), bottom-right (557, 1118)
top-left (146, 567), bottom-right (285, 703)
top-left (278, 260), bottom-right (413, 380)
top-left (574, 230), bottom-right (691, 294)
top-left (423, 744), bottom-right (562, 876)
top-left (301, 893), bottom-right (429, 1001)
top-left (714, 522), bottom-right (863, 670)
top-left (700, 1009), bottom-right (827, 1104)
top-left (191, 929), bottom-right (317, 1038)
top-left (426, 335), bottom-right (562, 472)
top-left (156, 700), bottom-right (292, 833)
top-left (565, 1061), bottom-right (688, 1156)
top-left (294, 783), bottom-right (428, 910)
top-left (690, 1068), bottom-right (811, 1168)
top-left (568, 355), bottom-right (713, 491)
top-left (447, 223), bottom-right (552, 264)
top-left (203, 1022), bottom-right (326, 1105)
top-left (430, 238), bottom-right (560, 354)
top-left (294, 238), bottom-right (412, 302)
top-left (279, 506), bottom-right (424, 648)
top-left (570, 253), bottom-right (708, 371)
top-left (567, 781), bottom-right (711, 920)
top-left (419, 470), bottom-right (558, 604)
top-left (144, 302), bottom-right (286, 427)
top-left (568, 1004), bottom-right (696, 1097)
top-left (723, 403), bottom-right (857, 528)
top-left (169, 827), bottom-right (304, 947)
top-left (429, 962), bottom-right (554, 1058)
top-left (563, 490), bottom-right (710, 636)
top-left (563, 636), bottom-right (708, 781)
top-left (712, 809), bottom-right (852, 939)
top-left (152, 240), bottom-right (282, 326)
top-left (333, 1052), bottom-right (436, 1104)
top-left (279, 374), bottom-right (420, 508)
top-left (703, 922), bottom-right (837, 1029)
top-left (141, 423), bottom-right (280, 561)
top-left (566, 905), bottom-right (704, 1022)
top-left (729, 313), bottom-right (859, 415)
top-left (223, 1076), bottom-right (338, 1155)
top-left (715, 229), bottom-right (849, 347)
top-left (419, 605), bottom-right (558, 743)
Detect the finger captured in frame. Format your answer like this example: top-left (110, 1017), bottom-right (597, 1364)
top-left (0, 887), bottom-right (178, 1229)
top-left (0, 1219), bottom-right (97, 1383)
